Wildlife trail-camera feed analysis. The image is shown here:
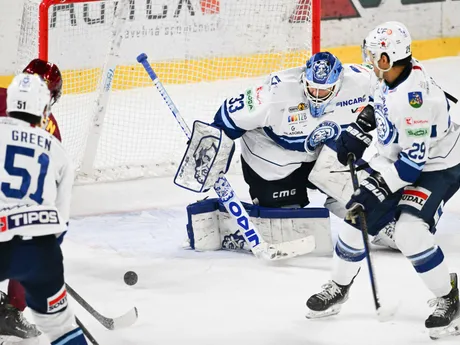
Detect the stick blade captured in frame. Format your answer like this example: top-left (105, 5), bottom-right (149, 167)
top-left (259, 236), bottom-right (316, 261)
top-left (111, 307), bottom-right (139, 330)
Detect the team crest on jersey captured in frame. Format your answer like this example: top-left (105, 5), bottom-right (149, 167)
top-left (305, 121), bottom-right (341, 152)
top-left (313, 61), bottom-right (330, 81)
top-left (374, 103), bottom-right (396, 146)
top-left (408, 92), bottom-right (423, 108)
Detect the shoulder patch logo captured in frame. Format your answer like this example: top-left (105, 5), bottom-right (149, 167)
top-left (408, 91), bottom-right (423, 108)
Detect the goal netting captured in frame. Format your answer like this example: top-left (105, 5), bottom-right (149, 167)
top-left (16, 0), bottom-right (320, 183)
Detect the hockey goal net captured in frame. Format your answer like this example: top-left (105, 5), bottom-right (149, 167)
top-left (16, 0), bottom-right (320, 182)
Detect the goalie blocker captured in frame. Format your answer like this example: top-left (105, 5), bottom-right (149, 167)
top-left (174, 120), bottom-right (235, 193)
top-left (185, 198), bottom-right (333, 255)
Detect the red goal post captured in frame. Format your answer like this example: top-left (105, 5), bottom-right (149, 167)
top-left (17, 0), bottom-right (321, 182)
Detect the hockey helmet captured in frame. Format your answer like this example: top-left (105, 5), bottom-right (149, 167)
top-left (363, 21), bottom-right (412, 73)
top-left (23, 58), bottom-right (62, 105)
top-left (7, 73), bottom-right (51, 121)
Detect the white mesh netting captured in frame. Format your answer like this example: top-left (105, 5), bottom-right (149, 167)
top-left (16, 0), bottom-right (316, 182)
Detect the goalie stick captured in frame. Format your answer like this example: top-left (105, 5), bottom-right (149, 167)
top-left (137, 53), bottom-right (316, 260)
top-left (66, 284), bottom-right (138, 330)
top-left (347, 154), bottom-right (397, 322)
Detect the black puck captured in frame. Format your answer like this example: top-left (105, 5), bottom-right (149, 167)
top-left (124, 271), bottom-right (138, 286)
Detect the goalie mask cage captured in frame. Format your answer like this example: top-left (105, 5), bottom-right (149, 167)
top-left (17, 0), bottom-right (321, 182)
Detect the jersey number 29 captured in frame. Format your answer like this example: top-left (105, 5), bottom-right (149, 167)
top-left (1, 145), bottom-right (50, 204)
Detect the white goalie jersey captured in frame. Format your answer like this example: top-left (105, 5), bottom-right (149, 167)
top-left (213, 64), bottom-right (373, 181)
top-left (0, 117), bottom-right (73, 241)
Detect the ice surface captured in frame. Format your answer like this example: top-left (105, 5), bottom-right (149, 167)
top-left (4, 57), bottom-right (460, 345)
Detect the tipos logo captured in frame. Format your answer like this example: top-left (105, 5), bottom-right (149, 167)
top-left (0, 210), bottom-right (59, 232)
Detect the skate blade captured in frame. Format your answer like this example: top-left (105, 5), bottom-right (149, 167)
top-left (429, 318), bottom-right (460, 340)
top-left (306, 304), bottom-right (342, 319)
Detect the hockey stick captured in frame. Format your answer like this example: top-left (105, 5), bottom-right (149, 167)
top-left (66, 284), bottom-right (138, 330)
top-left (347, 153), bottom-right (396, 322)
top-left (137, 53), bottom-right (315, 260)
top-left (76, 316), bottom-right (99, 345)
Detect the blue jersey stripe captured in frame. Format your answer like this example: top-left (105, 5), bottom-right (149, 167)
top-left (263, 127), bottom-right (307, 152)
top-left (212, 102), bottom-right (246, 140)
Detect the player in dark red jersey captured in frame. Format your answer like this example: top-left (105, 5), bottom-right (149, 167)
top-left (0, 59), bottom-right (63, 341)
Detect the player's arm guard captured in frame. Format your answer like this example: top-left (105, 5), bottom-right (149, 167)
top-left (185, 198), bottom-right (333, 256)
top-left (308, 141), bottom-right (371, 205)
top-left (174, 121), bottom-right (235, 193)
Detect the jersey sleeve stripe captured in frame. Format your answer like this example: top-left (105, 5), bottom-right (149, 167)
top-left (212, 102), bottom-right (246, 140)
top-left (394, 155), bottom-right (424, 184)
top-left (400, 153), bottom-right (425, 169)
top-left (262, 127), bottom-right (306, 152)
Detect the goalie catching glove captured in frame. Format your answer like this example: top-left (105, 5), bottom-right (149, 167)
top-left (174, 121), bottom-right (235, 192)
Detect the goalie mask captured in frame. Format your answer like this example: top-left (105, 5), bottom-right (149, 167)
top-left (301, 52), bottom-right (344, 118)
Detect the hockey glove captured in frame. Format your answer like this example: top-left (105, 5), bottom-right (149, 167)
top-left (336, 105), bottom-right (376, 166)
top-left (345, 173), bottom-right (391, 224)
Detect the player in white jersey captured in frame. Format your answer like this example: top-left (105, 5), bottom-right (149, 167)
top-left (0, 58), bottom-right (64, 342)
top-left (213, 52), bottom-right (371, 206)
top-left (306, 22), bottom-right (460, 340)
top-left (0, 74), bottom-right (88, 345)
top-left (178, 52), bottom-right (382, 256)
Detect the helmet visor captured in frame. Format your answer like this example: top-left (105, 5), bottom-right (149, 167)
top-left (363, 48), bottom-right (378, 65)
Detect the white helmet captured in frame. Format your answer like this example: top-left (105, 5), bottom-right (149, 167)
top-left (363, 21), bottom-right (412, 74)
top-left (7, 73), bottom-right (51, 120)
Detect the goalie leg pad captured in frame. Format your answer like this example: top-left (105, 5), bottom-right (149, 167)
top-left (186, 198), bottom-right (333, 255)
top-left (186, 199), bottom-right (222, 251)
top-left (175, 121), bottom-right (235, 193)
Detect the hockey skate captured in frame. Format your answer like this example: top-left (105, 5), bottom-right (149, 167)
top-left (0, 292), bottom-right (41, 340)
top-left (306, 280), bottom-right (352, 319)
top-left (425, 273), bottom-right (460, 340)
